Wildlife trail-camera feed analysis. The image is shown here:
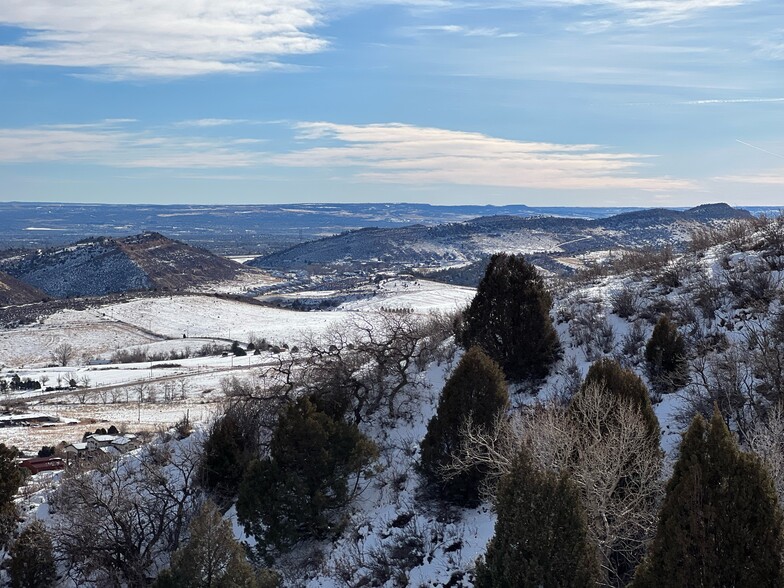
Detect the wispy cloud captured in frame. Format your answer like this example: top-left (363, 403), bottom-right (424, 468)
top-left (754, 36), bottom-right (784, 60)
top-left (515, 0), bottom-right (748, 26)
top-left (174, 119), bottom-right (251, 128)
top-left (277, 121), bottom-right (693, 191)
top-left (0, 121), bottom-right (266, 168)
top-left (0, 0), bottom-right (326, 79)
top-left (716, 171), bottom-right (784, 185)
top-left (686, 98), bottom-right (784, 105)
top-left (415, 24), bottom-right (519, 38)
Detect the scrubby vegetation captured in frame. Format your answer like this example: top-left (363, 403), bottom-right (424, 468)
top-left (10, 214), bottom-right (784, 587)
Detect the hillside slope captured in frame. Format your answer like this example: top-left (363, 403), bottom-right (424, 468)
top-left (1, 232), bottom-right (247, 298)
top-left (253, 203), bottom-right (751, 270)
top-left (0, 271), bottom-right (49, 306)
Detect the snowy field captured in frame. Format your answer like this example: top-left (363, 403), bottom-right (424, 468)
top-left (0, 278), bottom-right (475, 453)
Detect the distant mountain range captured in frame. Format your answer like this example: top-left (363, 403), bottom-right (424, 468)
top-left (251, 203), bottom-right (752, 270)
top-left (0, 203), bottom-right (759, 303)
top-left (0, 232), bottom-right (248, 299)
top-left (0, 201), bottom-right (775, 255)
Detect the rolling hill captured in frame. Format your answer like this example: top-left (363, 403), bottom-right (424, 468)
top-left (251, 203), bottom-right (753, 270)
top-left (1, 232), bottom-right (249, 299)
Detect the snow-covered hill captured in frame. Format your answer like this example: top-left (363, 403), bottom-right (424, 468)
top-left (1, 232), bottom-right (257, 298)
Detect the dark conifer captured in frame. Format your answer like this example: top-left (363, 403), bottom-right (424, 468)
top-left (476, 449), bottom-right (599, 588)
top-left (0, 443), bottom-right (22, 550)
top-left (419, 346), bottom-right (509, 506)
top-left (8, 521), bottom-right (57, 588)
top-left (459, 253), bottom-right (560, 381)
top-left (237, 397), bottom-right (377, 553)
top-left (578, 357), bottom-right (660, 447)
top-left (645, 315), bottom-right (688, 391)
top-left (633, 409), bottom-right (784, 587)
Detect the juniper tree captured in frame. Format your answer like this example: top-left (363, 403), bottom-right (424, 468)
top-left (237, 397), bottom-right (377, 554)
top-left (633, 409), bottom-right (784, 587)
top-left (476, 448), bottom-right (599, 588)
top-left (0, 443), bottom-right (22, 550)
top-left (645, 315), bottom-right (688, 391)
top-left (419, 346), bottom-right (509, 506)
top-left (459, 253), bottom-right (560, 381)
top-left (8, 521), bottom-right (57, 588)
top-left (578, 357), bottom-right (660, 447)
top-left (154, 501), bottom-right (279, 588)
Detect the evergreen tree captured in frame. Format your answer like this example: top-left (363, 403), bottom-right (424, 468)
top-left (645, 315), bottom-right (688, 391)
top-left (419, 346), bottom-right (509, 506)
top-left (0, 443), bottom-right (23, 507)
top-left (459, 253), bottom-right (560, 381)
top-left (200, 405), bottom-right (258, 501)
top-left (476, 448), bottom-right (599, 588)
top-left (633, 409), bottom-right (784, 587)
top-left (154, 501), bottom-right (279, 588)
top-left (0, 443), bottom-right (23, 550)
top-left (8, 521), bottom-right (57, 588)
top-left (237, 397), bottom-right (377, 553)
top-left (578, 358), bottom-right (659, 447)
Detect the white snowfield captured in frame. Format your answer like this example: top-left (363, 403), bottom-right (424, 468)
top-left (0, 279), bottom-right (475, 452)
top-left (0, 280), bottom-right (474, 368)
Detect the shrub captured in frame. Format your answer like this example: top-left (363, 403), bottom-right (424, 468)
top-left (645, 315), bottom-right (689, 391)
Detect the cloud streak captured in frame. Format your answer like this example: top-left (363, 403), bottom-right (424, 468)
top-left (277, 121), bottom-right (693, 191)
top-left (0, 122), bottom-right (265, 168)
top-left (0, 0), bottom-right (326, 78)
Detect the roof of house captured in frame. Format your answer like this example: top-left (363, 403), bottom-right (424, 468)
top-left (65, 442), bottom-right (88, 451)
top-left (88, 434), bottom-right (117, 442)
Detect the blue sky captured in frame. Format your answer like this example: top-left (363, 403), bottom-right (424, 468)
top-left (0, 0), bottom-right (782, 206)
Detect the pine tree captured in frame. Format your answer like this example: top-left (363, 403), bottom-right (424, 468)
top-left (633, 409), bottom-right (784, 587)
top-left (476, 448), bottom-right (599, 588)
top-left (578, 358), bottom-right (660, 447)
top-left (645, 315), bottom-right (688, 391)
top-left (459, 253), bottom-right (560, 381)
top-left (419, 346), bottom-right (509, 506)
top-left (8, 521), bottom-right (57, 588)
top-left (154, 501), bottom-right (279, 588)
top-left (237, 397), bottom-right (377, 553)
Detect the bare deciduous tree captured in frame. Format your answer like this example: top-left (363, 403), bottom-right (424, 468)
top-left (447, 383), bottom-right (662, 587)
top-left (52, 342), bottom-right (74, 367)
top-left (50, 440), bottom-right (202, 587)
top-left (235, 310), bottom-right (454, 425)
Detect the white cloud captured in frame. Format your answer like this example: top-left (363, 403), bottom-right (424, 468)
top-left (416, 24), bottom-right (519, 37)
top-left (0, 0), bottom-right (326, 78)
top-left (512, 0), bottom-right (747, 25)
top-left (716, 171), bottom-right (784, 185)
top-left (174, 119), bottom-right (250, 128)
top-left (391, 0), bottom-right (749, 25)
top-left (0, 122), bottom-right (265, 168)
top-left (685, 98), bottom-right (784, 105)
top-left (277, 121), bottom-right (693, 191)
